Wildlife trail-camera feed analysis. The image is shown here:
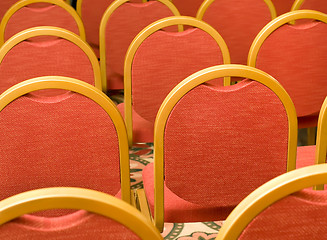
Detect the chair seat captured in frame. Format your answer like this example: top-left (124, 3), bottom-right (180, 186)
top-left (143, 163), bottom-right (234, 223)
top-left (117, 103), bottom-right (154, 143)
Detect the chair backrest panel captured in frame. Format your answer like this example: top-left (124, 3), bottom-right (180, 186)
top-left (239, 188), bottom-right (327, 239)
top-left (198, 0), bottom-right (275, 64)
top-left (4, 4), bottom-right (79, 40)
top-left (164, 80), bottom-right (289, 206)
top-left (132, 28), bottom-right (224, 123)
top-left (292, 0), bottom-right (327, 13)
top-left (255, 21), bottom-right (327, 117)
top-left (0, 36), bottom-right (96, 94)
top-left (105, 1), bottom-right (178, 79)
top-left (0, 93), bottom-right (121, 214)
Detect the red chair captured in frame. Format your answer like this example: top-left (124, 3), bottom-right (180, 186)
top-left (0, 0), bottom-right (83, 45)
top-left (122, 16), bottom-right (230, 145)
top-left (141, 65), bottom-right (297, 231)
top-left (0, 187), bottom-right (162, 239)
top-left (248, 10), bottom-right (327, 162)
top-left (0, 26), bottom-right (101, 94)
top-left (0, 77), bottom-right (131, 212)
top-left (99, 0), bottom-right (180, 91)
top-left (196, 0), bottom-right (276, 65)
top-left (216, 164), bottom-right (327, 240)
top-left (172, 0), bottom-right (203, 17)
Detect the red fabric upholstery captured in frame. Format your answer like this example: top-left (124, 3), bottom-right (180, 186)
top-left (300, 0), bottom-right (327, 13)
top-left (0, 93), bottom-right (121, 216)
top-left (143, 80), bottom-right (290, 221)
top-left (105, 1), bottom-right (177, 90)
top-left (81, 0), bottom-right (117, 57)
top-left (132, 28), bottom-right (224, 124)
top-left (239, 189), bottom-right (327, 239)
top-left (143, 163), bottom-right (234, 222)
top-left (0, 210), bottom-right (140, 239)
top-left (172, 0), bottom-right (203, 17)
top-left (164, 81), bottom-right (288, 207)
top-left (0, 38), bottom-right (95, 95)
top-left (296, 145), bottom-right (316, 169)
top-left (202, 0), bottom-right (272, 65)
top-left (0, 1), bottom-right (22, 22)
top-left (4, 4), bottom-right (79, 41)
top-left (256, 21), bottom-right (327, 126)
top-left (117, 103), bottom-right (154, 143)
top-left (271, 0), bottom-right (294, 15)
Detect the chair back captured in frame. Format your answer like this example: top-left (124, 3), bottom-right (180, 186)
top-left (124, 16), bottom-right (230, 145)
top-left (248, 10), bottom-right (327, 125)
top-left (99, 0), bottom-right (180, 91)
top-left (0, 77), bottom-right (131, 216)
top-left (292, 0), bottom-right (327, 13)
top-left (216, 164), bottom-right (327, 240)
top-left (271, 0), bottom-right (294, 15)
top-left (0, 26), bottom-right (101, 94)
top-left (0, 187), bottom-right (161, 239)
top-left (0, 0), bottom-right (85, 45)
top-left (152, 64), bottom-right (297, 230)
top-left (196, 0), bottom-right (276, 65)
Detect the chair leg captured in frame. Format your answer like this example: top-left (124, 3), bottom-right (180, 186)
top-left (136, 189), bottom-right (153, 222)
top-left (307, 127), bottom-right (317, 145)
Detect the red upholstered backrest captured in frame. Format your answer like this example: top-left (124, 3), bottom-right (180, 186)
top-left (0, 1), bottom-right (20, 22)
top-left (173, 0), bottom-right (203, 16)
top-left (81, 0), bottom-right (116, 52)
top-left (4, 4), bottom-right (80, 41)
top-left (132, 28), bottom-right (224, 123)
top-left (272, 0), bottom-right (294, 15)
top-left (105, 1), bottom-right (177, 83)
top-left (202, 0), bottom-right (272, 64)
top-left (299, 0), bottom-right (327, 13)
top-left (239, 189), bottom-right (327, 239)
top-left (256, 21), bottom-right (327, 117)
top-left (0, 38), bottom-right (95, 94)
top-left (0, 93), bottom-right (121, 216)
top-left (0, 211), bottom-right (140, 239)
top-left (164, 80), bottom-right (289, 207)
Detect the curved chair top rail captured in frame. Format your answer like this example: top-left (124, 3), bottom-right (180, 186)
top-left (0, 26), bottom-right (102, 91)
top-left (196, 0), bottom-right (277, 20)
top-left (153, 64), bottom-right (298, 230)
top-left (0, 187), bottom-right (162, 240)
top-left (248, 10), bottom-right (327, 66)
top-left (99, 0), bottom-right (181, 91)
top-left (216, 164), bottom-right (327, 240)
top-left (0, 0), bottom-right (85, 45)
top-left (0, 76), bottom-right (130, 203)
top-left (124, 15), bottom-right (231, 145)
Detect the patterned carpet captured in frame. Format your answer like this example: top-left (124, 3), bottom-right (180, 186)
top-left (130, 143), bottom-right (223, 240)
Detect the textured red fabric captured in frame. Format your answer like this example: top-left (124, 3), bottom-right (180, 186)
top-left (296, 145), bottom-right (316, 169)
top-left (163, 81), bottom-right (289, 207)
top-left (171, 0), bottom-right (203, 17)
top-left (0, 38), bottom-right (95, 95)
top-left (0, 93), bottom-right (121, 217)
top-left (117, 103), bottom-right (154, 143)
top-left (105, 1), bottom-right (177, 90)
top-left (0, 210), bottom-right (140, 239)
top-left (239, 189), bottom-right (327, 239)
top-left (0, 0), bottom-right (22, 22)
top-left (300, 0), bottom-right (327, 13)
top-left (132, 28), bottom-right (224, 124)
top-left (202, 0), bottom-right (272, 65)
top-left (271, 0), bottom-right (294, 15)
top-left (256, 21), bottom-right (327, 119)
top-left (143, 163), bottom-right (234, 222)
top-left (4, 4), bottom-right (79, 41)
